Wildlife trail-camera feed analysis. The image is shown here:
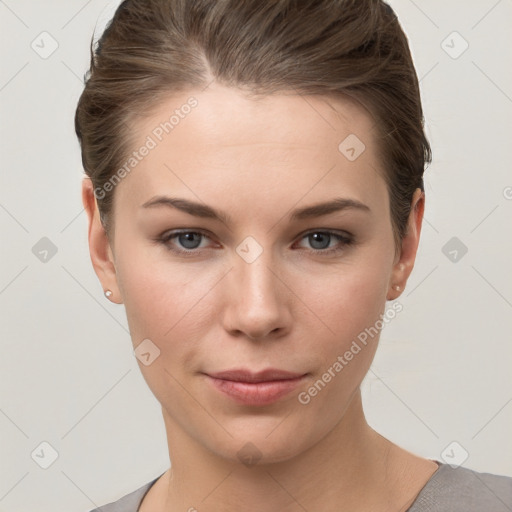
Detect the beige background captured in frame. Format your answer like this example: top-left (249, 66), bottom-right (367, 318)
top-left (1, 0), bottom-right (511, 510)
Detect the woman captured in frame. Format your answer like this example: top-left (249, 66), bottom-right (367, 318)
top-left (76, 0), bottom-right (512, 510)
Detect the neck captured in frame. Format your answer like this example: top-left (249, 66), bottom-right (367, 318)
top-left (156, 389), bottom-right (409, 512)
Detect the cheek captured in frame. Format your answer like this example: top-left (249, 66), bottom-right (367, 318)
top-left (298, 261), bottom-right (389, 345)
top-left (283, 265), bottom-right (390, 443)
top-left (117, 260), bottom-right (217, 405)
top-left (293, 262), bottom-right (390, 406)
top-left (115, 242), bottom-right (227, 351)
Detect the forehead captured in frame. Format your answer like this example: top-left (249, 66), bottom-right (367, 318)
top-left (158, 84), bottom-right (376, 148)
top-left (114, 84), bottom-right (387, 217)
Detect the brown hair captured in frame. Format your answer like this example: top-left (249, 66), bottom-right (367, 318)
top-left (75, 0), bottom-right (431, 254)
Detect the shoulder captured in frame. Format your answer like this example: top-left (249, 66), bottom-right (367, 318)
top-left (408, 461), bottom-right (512, 512)
top-left (87, 475), bottom-right (161, 512)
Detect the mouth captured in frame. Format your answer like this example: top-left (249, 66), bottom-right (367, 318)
top-left (203, 368), bottom-right (308, 406)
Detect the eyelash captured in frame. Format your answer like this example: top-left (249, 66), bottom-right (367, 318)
top-left (155, 229), bottom-right (355, 257)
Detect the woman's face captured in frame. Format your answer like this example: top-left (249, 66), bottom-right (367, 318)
top-left (85, 83), bottom-right (421, 465)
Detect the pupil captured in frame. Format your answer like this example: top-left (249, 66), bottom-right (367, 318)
top-left (180, 232), bottom-right (201, 249)
top-left (310, 233), bottom-right (329, 249)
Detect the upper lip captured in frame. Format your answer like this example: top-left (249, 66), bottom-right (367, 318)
top-left (206, 368), bottom-right (307, 383)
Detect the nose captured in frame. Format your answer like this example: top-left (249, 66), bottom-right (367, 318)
top-left (221, 249), bottom-right (292, 341)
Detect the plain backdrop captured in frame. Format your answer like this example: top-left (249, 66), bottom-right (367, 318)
top-left (1, 1), bottom-right (511, 511)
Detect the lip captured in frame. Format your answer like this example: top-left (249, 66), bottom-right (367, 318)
top-left (208, 368), bottom-right (306, 382)
top-left (204, 368), bottom-right (308, 406)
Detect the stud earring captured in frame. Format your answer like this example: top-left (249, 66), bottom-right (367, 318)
top-left (392, 284), bottom-right (401, 292)
top-left (104, 290), bottom-right (113, 299)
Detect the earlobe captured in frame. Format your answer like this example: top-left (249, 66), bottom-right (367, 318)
top-left (386, 188), bottom-right (425, 300)
top-left (81, 177), bottom-right (123, 304)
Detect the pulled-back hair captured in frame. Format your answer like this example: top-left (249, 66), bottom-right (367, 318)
top-left (75, 0), bottom-right (431, 254)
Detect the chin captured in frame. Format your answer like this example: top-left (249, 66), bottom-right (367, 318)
top-left (206, 424), bottom-right (314, 468)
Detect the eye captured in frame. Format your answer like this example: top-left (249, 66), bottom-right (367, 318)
top-left (295, 230), bottom-right (354, 255)
top-left (157, 230), bottom-right (213, 255)
top-left (156, 229), bottom-right (354, 257)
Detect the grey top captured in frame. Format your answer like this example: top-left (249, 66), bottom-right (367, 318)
top-left (88, 461), bottom-right (512, 511)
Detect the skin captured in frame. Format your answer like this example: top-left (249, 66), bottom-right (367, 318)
top-left (82, 83), bottom-right (438, 512)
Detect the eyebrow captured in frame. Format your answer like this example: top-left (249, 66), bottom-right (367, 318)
top-left (141, 195), bottom-right (371, 224)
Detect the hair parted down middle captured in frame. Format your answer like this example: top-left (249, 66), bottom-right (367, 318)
top-left (75, 0), bottom-right (431, 254)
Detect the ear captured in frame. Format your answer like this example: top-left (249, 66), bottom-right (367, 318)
top-left (386, 188), bottom-right (425, 301)
top-left (81, 177), bottom-right (123, 304)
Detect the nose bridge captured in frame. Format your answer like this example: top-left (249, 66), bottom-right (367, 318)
top-left (235, 237), bottom-right (278, 307)
top-left (224, 238), bottom-right (289, 339)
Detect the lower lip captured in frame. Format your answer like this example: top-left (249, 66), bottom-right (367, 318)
top-left (206, 375), bottom-right (306, 406)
